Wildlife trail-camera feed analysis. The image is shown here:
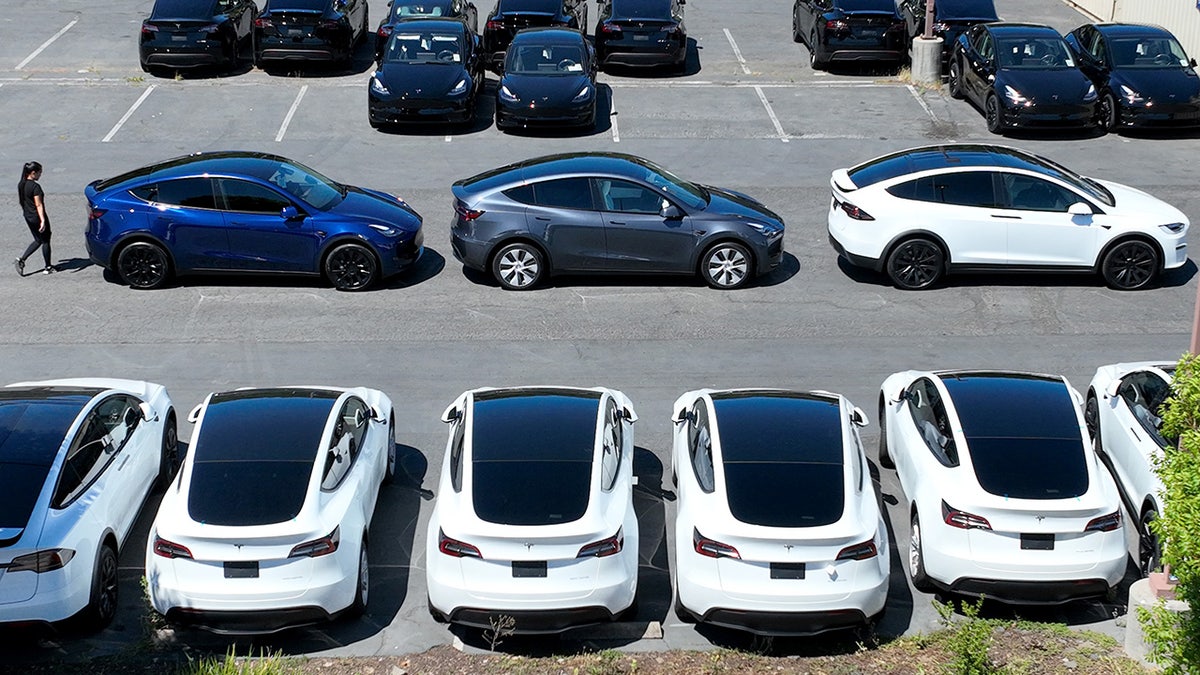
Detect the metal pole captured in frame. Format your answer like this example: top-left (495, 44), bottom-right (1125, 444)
top-left (923, 0), bottom-right (935, 40)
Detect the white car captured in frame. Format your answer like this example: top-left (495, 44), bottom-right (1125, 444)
top-left (0, 378), bottom-right (176, 630)
top-left (426, 386), bottom-right (638, 633)
top-left (671, 389), bottom-right (889, 635)
top-left (1085, 361), bottom-right (1175, 576)
top-left (878, 370), bottom-right (1127, 603)
top-left (146, 386), bottom-right (395, 633)
top-left (828, 144), bottom-right (1189, 290)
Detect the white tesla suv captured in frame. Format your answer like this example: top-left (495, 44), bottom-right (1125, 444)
top-left (426, 386), bottom-right (639, 633)
top-left (879, 370), bottom-right (1127, 603)
top-left (671, 389), bottom-right (889, 635)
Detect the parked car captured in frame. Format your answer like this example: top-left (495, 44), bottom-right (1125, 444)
top-left (879, 370), bottom-right (1126, 603)
top-left (496, 28), bottom-right (597, 130)
top-left (949, 23), bottom-right (1099, 134)
top-left (1065, 23), bottom-right (1200, 133)
top-left (826, 143), bottom-right (1189, 290)
top-left (791, 0), bottom-right (906, 71)
top-left (450, 152), bottom-right (785, 290)
top-left (1085, 361), bottom-right (1176, 576)
top-left (84, 151), bottom-right (424, 291)
top-left (0, 379), bottom-right (176, 630)
top-left (896, 0), bottom-right (997, 68)
top-left (375, 0), bottom-right (479, 61)
top-left (254, 0), bottom-right (370, 66)
top-left (140, 0), bottom-right (258, 73)
top-left (369, 18), bottom-right (485, 127)
top-left (594, 0), bottom-right (687, 72)
top-left (146, 386), bottom-right (395, 633)
top-left (426, 386), bottom-right (638, 633)
top-left (671, 389), bottom-right (888, 635)
top-left (482, 0), bottom-right (588, 67)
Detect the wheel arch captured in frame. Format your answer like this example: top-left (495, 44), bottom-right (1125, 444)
top-left (110, 233), bottom-right (177, 273)
top-left (1094, 234), bottom-right (1165, 274)
top-left (882, 230), bottom-right (952, 267)
top-left (486, 236), bottom-right (554, 275)
top-left (319, 234), bottom-right (384, 274)
top-left (693, 235), bottom-right (757, 276)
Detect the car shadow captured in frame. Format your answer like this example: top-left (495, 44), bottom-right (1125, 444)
top-left (834, 256), bottom-right (1198, 291)
top-left (819, 60), bottom-right (905, 77)
top-left (1108, 126), bottom-right (1200, 141)
top-left (600, 37), bottom-right (701, 78)
top-left (378, 248), bottom-right (446, 290)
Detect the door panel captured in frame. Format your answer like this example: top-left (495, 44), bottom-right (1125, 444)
top-left (1000, 175), bottom-right (1098, 266)
top-left (217, 179), bottom-right (319, 272)
top-left (595, 178), bottom-right (693, 272)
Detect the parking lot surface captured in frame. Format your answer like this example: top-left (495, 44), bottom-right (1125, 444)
top-left (1, 0), bottom-right (1198, 664)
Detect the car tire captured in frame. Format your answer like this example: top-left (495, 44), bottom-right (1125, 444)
top-left (878, 396), bottom-right (894, 470)
top-left (947, 59), bottom-right (964, 99)
top-left (116, 241), bottom-right (171, 290)
top-left (383, 413), bottom-right (397, 485)
top-left (885, 237), bottom-right (944, 290)
top-left (809, 31), bottom-right (825, 71)
top-left (82, 544), bottom-right (119, 632)
top-left (155, 410), bottom-right (179, 492)
top-left (1139, 508), bottom-right (1161, 577)
top-left (349, 538), bottom-right (369, 616)
top-left (1084, 393), bottom-right (1100, 448)
top-left (492, 242), bottom-right (545, 290)
top-left (1101, 92), bottom-right (1118, 133)
top-left (700, 241), bottom-right (752, 289)
top-left (324, 242), bottom-right (379, 291)
top-left (909, 512), bottom-right (934, 592)
top-left (1100, 239), bottom-right (1159, 291)
top-left (985, 93), bottom-right (1003, 134)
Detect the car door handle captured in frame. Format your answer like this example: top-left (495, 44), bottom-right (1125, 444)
top-left (990, 214), bottom-right (1021, 220)
top-left (533, 216), bottom-right (551, 221)
top-left (117, 455), bottom-right (130, 471)
top-left (608, 220), bottom-right (625, 225)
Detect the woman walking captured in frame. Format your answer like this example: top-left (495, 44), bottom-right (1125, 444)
top-left (16, 161), bottom-right (53, 275)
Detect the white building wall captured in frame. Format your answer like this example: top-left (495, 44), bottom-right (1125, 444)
top-left (1063, 0), bottom-right (1200, 61)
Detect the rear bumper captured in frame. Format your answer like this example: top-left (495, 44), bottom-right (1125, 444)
top-left (598, 42), bottom-right (686, 68)
top-left (941, 578), bottom-right (1111, 605)
top-left (448, 605), bottom-right (617, 633)
top-left (698, 607), bottom-right (871, 636)
top-left (164, 606), bottom-right (334, 634)
top-left (140, 45), bottom-right (229, 68)
top-left (829, 231), bottom-right (883, 272)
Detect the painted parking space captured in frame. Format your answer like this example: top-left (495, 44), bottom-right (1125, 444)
top-left (105, 82), bottom-right (302, 144)
top-left (608, 84), bottom-right (782, 140)
top-left (762, 83), bottom-right (929, 139)
top-left (0, 81), bottom-right (153, 144)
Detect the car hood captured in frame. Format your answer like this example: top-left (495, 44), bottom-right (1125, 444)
top-left (376, 63), bottom-right (469, 98)
top-left (702, 186), bottom-right (784, 225)
top-left (1097, 179), bottom-right (1188, 224)
top-left (327, 186), bottom-right (422, 230)
top-left (500, 73), bottom-right (591, 104)
top-left (999, 68), bottom-right (1093, 102)
top-left (1111, 67), bottom-right (1200, 102)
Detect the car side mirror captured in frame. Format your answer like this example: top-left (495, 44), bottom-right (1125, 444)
top-left (1191, 58), bottom-right (1198, 68)
top-left (441, 404), bottom-right (462, 423)
top-left (850, 407), bottom-right (868, 428)
top-left (280, 205), bottom-right (301, 220)
top-left (187, 403), bottom-right (204, 424)
top-left (139, 401), bottom-right (159, 422)
top-left (1106, 380), bottom-right (1122, 398)
top-left (673, 407), bottom-right (688, 424)
top-left (1068, 202), bottom-right (1093, 216)
top-left (660, 203), bottom-right (683, 219)
top-left (622, 406), bottom-right (638, 423)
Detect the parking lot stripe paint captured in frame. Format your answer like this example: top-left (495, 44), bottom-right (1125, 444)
top-left (723, 29), bottom-right (751, 75)
top-left (15, 19), bottom-right (78, 71)
top-left (276, 84), bottom-right (308, 142)
top-left (754, 86), bottom-right (788, 143)
top-left (102, 85), bottom-right (155, 142)
top-left (611, 101), bottom-right (620, 143)
top-left (445, 135), bottom-right (452, 142)
top-left (906, 84), bottom-right (938, 122)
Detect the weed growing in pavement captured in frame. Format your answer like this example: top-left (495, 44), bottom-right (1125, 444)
top-left (586, 649), bottom-right (623, 675)
top-left (180, 646), bottom-right (297, 675)
top-left (485, 614), bottom-right (517, 651)
top-left (935, 597), bottom-right (999, 675)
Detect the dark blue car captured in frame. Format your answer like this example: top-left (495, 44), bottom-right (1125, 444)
top-left (84, 152), bottom-right (423, 291)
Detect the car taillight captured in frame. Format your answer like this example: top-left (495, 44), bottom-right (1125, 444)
top-left (825, 19), bottom-right (849, 33)
top-left (1085, 511), bottom-right (1121, 533)
top-left (318, 18), bottom-right (343, 30)
top-left (88, 206), bottom-right (107, 220)
top-left (942, 500), bottom-right (992, 530)
top-left (254, 16), bottom-right (272, 28)
top-left (931, 22), bottom-right (949, 34)
top-left (578, 529), bottom-right (623, 558)
top-left (439, 529), bottom-right (482, 558)
top-left (377, 25), bottom-right (393, 39)
top-left (837, 199), bottom-right (874, 221)
top-left (5, 549), bottom-right (76, 573)
top-left (141, 23), bottom-right (158, 37)
top-left (486, 19), bottom-right (504, 31)
top-left (835, 540), bottom-right (879, 561)
top-left (153, 535), bottom-right (193, 560)
top-left (455, 203), bottom-right (484, 220)
top-left (600, 22), bottom-right (621, 34)
top-left (693, 528), bottom-right (740, 559)
top-left (288, 526), bottom-right (340, 558)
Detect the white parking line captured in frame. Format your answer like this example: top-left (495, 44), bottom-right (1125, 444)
top-left (276, 84), bottom-right (308, 142)
top-left (102, 86), bottom-right (156, 142)
top-left (610, 98), bottom-right (620, 143)
top-left (906, 84), bottom-right (938, 122)
top-left (445, 134), bottom-right (452, 142)
top-left (723, 29), bottom-right (751, 75)
top-left (15, 19), bottom-right (78, 71)
top-left (754, 86), bottom-right (788, 143)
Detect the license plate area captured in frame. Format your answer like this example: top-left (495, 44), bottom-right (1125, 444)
top-left (633, 34), bottom-right (650, 41)
top-left (770, 562), bottom-right (806, 580)
top-left (224, 561), bottom-right (259, 578)
top-left (1020, 533), bottom-right (1054, 550)
top-left (512, 561), bottom-right (547, 578)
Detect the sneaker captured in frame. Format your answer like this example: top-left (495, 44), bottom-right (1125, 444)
top-left (13, 258), bottom-right (23, 275)
top-left (42, 266), bottom-right (54, 275)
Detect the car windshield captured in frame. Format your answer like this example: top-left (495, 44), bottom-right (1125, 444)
top-left (265, 159), bottom-right (344, 210)
top-left (505, 43), bottom-right (586, 75)
top-left (390, 0), bottom-right (455, 20)
top-left (386, 31), bottom-right (464, 64)
top-left (996, 36), bottom-right (1076, 69)
top-left (1109, 36), bottom-right (1191, 69)
top-left (1014, 149), bottom-right (1115, 207)
top-left (630, 156), bottom-right (708, 209)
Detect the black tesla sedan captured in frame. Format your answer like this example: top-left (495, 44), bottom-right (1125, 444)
top-left (594, 0), bottom-right (687, 71)
top-left (374, 0), bottom-right (479, 62)
top-left (450, 153), bottom-right (785, 290)
top-left (254, 0), bottom-right (370, 66)
top-left (1065, 23), bottom-right (1200, 133)
top-left (897, 0), bottom-right (997, 69)
top-left (949, 23), bottom-right (1099, 134)
top-left (792, 0), bottom-right (906, 71)
top-left (482, 0), bottom-right (587, 68)
top-left (495, 28), bottom-right (597, 130)
top-left (369, 18), bottom-right (484, 127)
top-left (140, 0), bottom-right (258, 73)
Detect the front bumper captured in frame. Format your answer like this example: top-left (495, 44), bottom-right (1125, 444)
top-left (1116, 103), bottom-right (1200, 129)
top-left (1001, 101), bottom-right (1099, 129)
top-left (496, 101), bottom-right (595, 129)
top-left (369, 96), bottom-right (473, 124)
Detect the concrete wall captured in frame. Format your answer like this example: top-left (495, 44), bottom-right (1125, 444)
top-left (1064, 0), bottom-right (1200, 60)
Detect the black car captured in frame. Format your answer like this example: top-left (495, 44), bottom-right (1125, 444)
top-left (792, 0), bottom-right (906, 71)
top-left (594, 0), bottom-right (687, 71)
top-left (374, 0), bottom-right (479, 62)
top-left (483, 0), bottom-right (588, 67)
top-left (897, 0), bottom-right (997, 68)
top-left (1065, 23), bottom-right (1200, 132)
top-left (496, 28), bottom-right (597, 130)
top-left (140, 0), bottom-right (258, 73)
top-left (369, 18), bottom-right (485, 127)
top-left (450, 153), bottom-right (786, 290)
top-left (949, 23), bottom-right (1099, 134)
top-left (254, 0), bottom-right (370, 66)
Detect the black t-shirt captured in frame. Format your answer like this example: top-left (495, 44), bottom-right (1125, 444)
top-left (19, 179), bottom-right (45, 225)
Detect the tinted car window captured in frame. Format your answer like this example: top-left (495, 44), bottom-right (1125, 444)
top-left (390, 0), bottom-right (456, 19)
top-left (151, 0), bottom-right (219, 20)
top-left (612, 0), bottom-right (671, 16)
top-left (218, 179), bottom-right (293, 214)
top-left (497, 0), bottom-right (561, 11)
top-left (837, 0), bottom-right (897, 10)
top-left (1119, 372), bottom-right (1172, 446)
top-left (930, 171), bottom-right (998, 208)
top-left (597, 179), bottom-right (665, 214)
top-left (1002, 174), bottom-right (1078, 212)
top-left (1109, 36), bottom-right (1190, 68)
top-left (0, 394), bottom-right (93, 529)
top-left (533, 178), bottom-right (595, 210)
top-left (996, 36), bottom-right (1076, 69)
top-left (267, 0), bottom-right (331, 10)
top-left (688, 401), bottom-right (715, 492)
top-left (503, 184), bottom-right (536, 205)
top-left (53, 396), bottom-right (141, 508)
top-left (136, 178), bottom-right (218, 210)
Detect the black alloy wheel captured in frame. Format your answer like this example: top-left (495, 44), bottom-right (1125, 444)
top-left (117, 241), bottom-right (170, 289)
top-left (886, 238), bottom-right (944, 290)
top-left (1101, 93), bottom-right (1119, 133)
top-left (155, 411), bottom-right (179, 492)
top-left (383, 413), bottom-right (397, 484)
top-left (909, 512), bottom-right (934, 592)
top-left (325, 242), bottom-right (379, 291)
top-left (350, 538), bottom-right (369, 615)
top-left (809, 31), bottom-right (825, 70)
top-left (985, 94), bottom-right (1003, 134)
top-left (83, 545), bottom-right (120, 631)
top-left (1139, 508), bottom-right (1161, 577)
top-left (947, 59), bottom-right (963, 99)
top-left (1101, 239), bottom-right (1158, 290)
top-left (1084, 394), bottom-right (1100, 446)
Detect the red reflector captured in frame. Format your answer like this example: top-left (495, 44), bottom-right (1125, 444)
top-left (153, 535), bottom-right (193, 560)
top-left (693, 528), bottom-right (740, 559)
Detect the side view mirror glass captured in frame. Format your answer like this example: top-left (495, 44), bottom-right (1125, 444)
top-left (1190, 58), bottom-right (1198, 68)
top-left (441, 404), bottom-right (462, 423)
top-left (1068, 202), bottom-right (1093, 216)
top-left (623, 406), bottom-right (638, 423)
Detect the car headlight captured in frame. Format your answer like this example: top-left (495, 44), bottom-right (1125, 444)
top-left (1120, 84), bottom-right (1145, 105)
top-left (1161, 222), bottom-right (1187, 234)
top-left (1083, 83), bottom-right (1097, 102)
top-left (369, 223), bottom-right (401, 237)
top-left (571, 85), bottom-right (593, 103)
top-left (370, 75), bottom-right (389, 96)
top-left (746, 221), bottom-right (782, 237)
top-left (448, 78), bottom-right (468, 96)
top-left (499, 84), bottom-right (519, 102)
top-left (1004, 85), bottom-right (1029, 107)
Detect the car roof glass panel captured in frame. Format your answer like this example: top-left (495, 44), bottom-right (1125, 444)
top-left (471, 390), bottom-right (601, 461)
top-left (151, 0), bottom-right (218, 20)
top-left (711, 393), bottom-right (843, 463)
top-left (838, 0), bottom-right (897, 11)
top-left (935, 0), bottom-right (998, 19)
top-left (611, 0), bottom-right (672, 18)
top-left (726, 463), bottom-right (845, 527)
top-left (498, 0), bottom-right (561, 12)
top-left (268, 0), bottom-right (331, 11)
top-left (191, 389), bottom-right (339, 462)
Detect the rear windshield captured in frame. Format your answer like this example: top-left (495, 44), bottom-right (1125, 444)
top-left (390, 0), bottom-right (456, 20)
top-left (498, 0), bottom-right (560, 13)
top-left (188, 390), bottom-right (336, 526)
top-left (725, 464), bottom-right (845, 527)
top-left (471, 391), bottom-right (599, 525)
top-left (837, 0), bottom-right (896, 11)
top-left (936, 0), bottom-right (998, 20)
top-left (266, 0), bottom-right (331, 10)
top-left (151, 0), bottom-right (217, 20)
top-left (0, 393), bottom-right (93, 529)
top-left (612, 0), bottom-right (671, 18)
